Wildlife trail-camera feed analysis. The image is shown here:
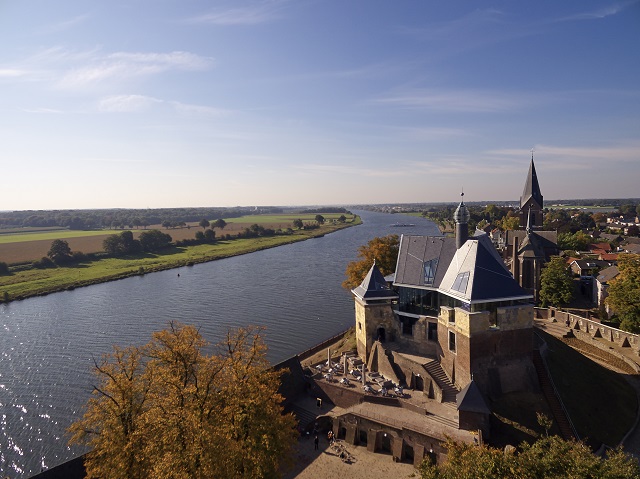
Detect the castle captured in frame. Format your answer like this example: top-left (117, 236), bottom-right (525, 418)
top-left (316, 159), bottom-right (557, 465)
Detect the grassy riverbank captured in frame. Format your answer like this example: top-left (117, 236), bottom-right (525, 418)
top-left (0, 217), bottom-right (361, 303)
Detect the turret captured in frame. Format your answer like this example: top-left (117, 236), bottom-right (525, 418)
top-left (454, 192), bottom-right (470, 250)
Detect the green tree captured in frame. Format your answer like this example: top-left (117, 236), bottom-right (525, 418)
top-left (342, 235), bottom-right (399, 290)
top-left (199, 218), bottom-right (210, 230)
top-left (420, 436), bottom-right (639, 479)
top-left (500, 214), bottom-right (519, 231)
top-left (213, 219), bottom-right (227, 231)
top-left (47, 239), bottom-right (73, 264)
top-left (0, 261), bottom-right (9, 275)
top-left (606, 254), bottom-right (640, 332)
top-left (315, 214), bottom-right (325, 224)
top-left (69, 323), bottom-right (297, 479)
top-left (292, 219), bottom-right (303, 229)
top-left (338, 215), bottom-right (347, 223)
top-left (139, 230), bottom-right (172, 252)
top-left (557, 231), bottom-right (590, 251)
top-left (204, 229), bottom-right (215, 242)
top-left (539, 256), bottom-right (574, 307)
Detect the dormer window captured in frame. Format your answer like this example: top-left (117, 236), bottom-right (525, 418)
top-left (423, 258), bottom-right (438, 286)
top-left (452, 271), bottom-right (470, 294)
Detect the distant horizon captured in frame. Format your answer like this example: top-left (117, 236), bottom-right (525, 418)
top-left (2, 1), bottom-right (639, 210)
top-left (2, 197), bottom-right (639, 214)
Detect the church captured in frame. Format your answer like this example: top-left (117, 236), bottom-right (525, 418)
top-left (501, 155), bottom-right (559, 301)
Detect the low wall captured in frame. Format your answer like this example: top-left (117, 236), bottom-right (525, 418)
top-left (297, 328), bottom-right (352, 362)
top-left (535, 307), bottom-right (640, 364)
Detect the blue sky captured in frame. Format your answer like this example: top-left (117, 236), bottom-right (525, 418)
top-left (1, 1), bottom-right (639, 210)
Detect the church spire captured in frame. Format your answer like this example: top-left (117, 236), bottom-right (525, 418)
top-left (520, 153), bottom-right (543, 210)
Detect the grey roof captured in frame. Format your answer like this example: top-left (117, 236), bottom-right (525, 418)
top-left (573, 259), bottom-right (612, 271)
top-left (520, 157), bottom-right (543, 209)
top-left (394, 234), bottom-right (531, 304)
top-left (352, 262), bottom-right (399, 301)
top-left (518, 231), bottom-right (547, 259)
top-left (457, 380), bottom-right (491, 414)
top-left (597, 265), bottom-right (620, 283)
top-left (505, 229), bottom-right (558, 260)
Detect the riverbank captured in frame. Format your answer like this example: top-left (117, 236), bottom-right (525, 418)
top-left (0, 217), bottom-right (361, 303)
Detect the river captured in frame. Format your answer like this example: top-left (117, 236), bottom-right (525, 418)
top-left (0, 210), bottom-right (439, 477)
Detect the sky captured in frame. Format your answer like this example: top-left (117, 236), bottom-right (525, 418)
top-left (1, 0), bottom-right (639, 210)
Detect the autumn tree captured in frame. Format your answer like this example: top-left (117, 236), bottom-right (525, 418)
top-left (606, 254), bottom-right (640, 332)
top-left (342, 234), bottom-right (399, 290)
top-left (419, 436), bottom-right (639, 479)
top-left (315, 214), bottom-right (325, 224)
top-left (69, 323), bottom-right (297, 479)
top-left (292, 219), bottom-right (303, 229)
top-left (539, 256), bottom-right (574, 307)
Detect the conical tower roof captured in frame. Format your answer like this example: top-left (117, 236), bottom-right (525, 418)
top-left (520, 156), bottom-right (543, 209)
top-left (352, 262), bottom-right (398, 301)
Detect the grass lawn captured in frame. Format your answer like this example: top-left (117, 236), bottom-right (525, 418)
top-left (0, 217), bottom-right (361, 302)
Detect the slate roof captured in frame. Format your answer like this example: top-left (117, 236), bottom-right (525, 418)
top-left (517, 231), bottom-right (547, 259)
top-left (520, 157), bottom-right (543, 209)
top-left (352, 262), bottom-right (399, 301)
top-left (597, 265), bottom-right (620, 283)
top-left (457, 380), bottom-right (491, 414)
top-left (504, 229), bottom-right (558, 260)
top-left (394, 233), bottom-right (531, 304)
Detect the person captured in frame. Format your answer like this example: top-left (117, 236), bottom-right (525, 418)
top-left (314, 435), bottom-right (319, 450)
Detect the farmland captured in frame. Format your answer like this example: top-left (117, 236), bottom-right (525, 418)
top-left (0, 214), bottom-right (360, 302)
top-left (0, 213), bottom-right (352, 265)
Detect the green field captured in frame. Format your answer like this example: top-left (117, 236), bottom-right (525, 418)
top-left (0, 229), bottom-right (112, 244)
top-left (0, 217), bottom-right (361, 302)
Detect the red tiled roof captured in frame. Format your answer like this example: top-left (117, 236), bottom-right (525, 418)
top-left (600, 253), bottom-right (618, 261)
top-left (590, 242), bottom-right (612, 252)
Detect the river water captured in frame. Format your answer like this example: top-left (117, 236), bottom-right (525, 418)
top-left (0, 210), bottom-right (439, 477)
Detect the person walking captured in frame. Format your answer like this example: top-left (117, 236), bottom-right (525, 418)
top-left (314, 435), bottom-right (319, 450)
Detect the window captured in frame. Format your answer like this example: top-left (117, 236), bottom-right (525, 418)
top-left (449, 331), bottom-right (456, 352)
top-left (427, 322), bottom-right (438, 341)
top-left (452, 271), bottom-right (470, 294)
top-left (423, 258), bottom-right (438, 285)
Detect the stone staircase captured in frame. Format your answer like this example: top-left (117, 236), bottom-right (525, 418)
top-left (531, 349), bottom-right (576, 441)
top-left (423, 359), bottom-right (459, 405)
top-left (287, 403), bottom-right (318, 431)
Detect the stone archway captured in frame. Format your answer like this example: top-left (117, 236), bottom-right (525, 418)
top-left (377, 327), bottom-right (386, 342)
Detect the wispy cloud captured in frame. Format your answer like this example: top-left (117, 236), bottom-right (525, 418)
top-left (21, 107), bottom-right (64, 114)
top-left (553, 1), bottom-right (638, 22)
top-left (99, 94), bottom-right (162, 112)
top-left (59, 50), bottom-right (214, 88)
top-left (490, 143), bottom-right (640, 161)
top-left (37, 14), bottom-right (91, 35)
top-left (0, 69), bottom-right (27, 78)
top-left (373, 88), bottom-right (528, 113)
top-left (187, 0), bottom-right (289, 25)
top-left (98, 94), bottom-right (227, 116)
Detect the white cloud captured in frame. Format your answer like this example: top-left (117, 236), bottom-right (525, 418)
top-left (0, 69), bottom-right (27, 78)
top-left (99, 95), bottom-right (162, 112)
top-left (171, 101), bottom-right (227, 116)
top-left (59, 50), bottom-right (214, 88)
top-left (554, 1), bottom-right (637, 22)
top-left (489, 142), bottom-right (640, 162)
top-left (188, 1), bottom-right (289, 25)
top-left (373, 88), bottom-right (527, 113)
top-left (38, 14), bottom-right (90, 35)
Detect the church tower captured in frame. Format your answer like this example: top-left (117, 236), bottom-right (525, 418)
top-left (519, 154), bottom-right (544, 229)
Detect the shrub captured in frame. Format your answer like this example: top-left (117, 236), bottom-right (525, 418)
top-left (33, 257), bottom-right (56, 269)
top-left (0, 262), bottom-right (9, 275)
